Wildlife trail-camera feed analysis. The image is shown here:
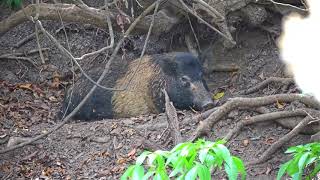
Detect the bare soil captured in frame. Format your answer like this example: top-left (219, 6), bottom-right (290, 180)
top-left (0, 4), bottom-right (310, 180)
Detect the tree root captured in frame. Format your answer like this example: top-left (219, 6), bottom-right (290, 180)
top-left (248, 111), bottom-right (319, 165)
top-left (191, 93), bottom-right (320, 141)
top-left (238, 77), bottom-right (295, 95)
top-left (224, 108), bottom-right (314, 141)
top-left (222, 106), bottom-right (320, 165)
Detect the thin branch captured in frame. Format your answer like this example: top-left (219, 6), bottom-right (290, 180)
top-left (14, 32), bottom-right (36, 48)
top-left (266, 0), bottom-right (309, 12)
top-left (178, 0), bottom-right (235, 45)
top-left (187, 15), bottom-right (201, 53)
top-left (34, 23), bottom-right (46, 64)
top-left (0, 3), bottom-right (157, 36)
top-left (193, 0), bottom-right (224, 20)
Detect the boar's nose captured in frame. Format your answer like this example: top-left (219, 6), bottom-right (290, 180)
top-left (201, 98), bottom-right (214, 110)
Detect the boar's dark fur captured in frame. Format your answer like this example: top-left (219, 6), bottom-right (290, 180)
top-left (60, 52), bottom-right (213, 120)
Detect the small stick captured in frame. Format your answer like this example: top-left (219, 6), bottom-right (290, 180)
top-left (163, 89), bottom-right (183, 145)
top-left (14, 32), bottom-right (36, 48)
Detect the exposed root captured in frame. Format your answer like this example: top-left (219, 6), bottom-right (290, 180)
top-left (191, 93), bottom-right (320, 141)
top-left (238, 77), bottom-right (295, 95)
top-left (208, 64), bottom-right (239, 72)
top-left (138, 138), bottom-right (166, 151)
top-left (135, 108), bottom-right (217, 131)
top-left (223, 108), bottom-right (320, 165)
top-left (224, 108), bottom-right (311, 142)
top-left (163, 89), bottom-right (183, 145)
top-left (7, 137), bottom-right (35, 147)
top-left (248, 112), bottom-right (318, 165)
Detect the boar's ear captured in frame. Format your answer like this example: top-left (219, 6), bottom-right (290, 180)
top-left (159, 58), bottom-right (178, 76)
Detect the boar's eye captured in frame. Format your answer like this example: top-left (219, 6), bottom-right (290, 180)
top-left (180, 76), bottom-right (191, 87)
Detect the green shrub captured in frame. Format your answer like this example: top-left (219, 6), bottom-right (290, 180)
top-left (121, 139), bottom-right (246, 180)
top-left (277, 142), bottom-right (320, 180)
top-left (1, 0), bottom-right (22, 8)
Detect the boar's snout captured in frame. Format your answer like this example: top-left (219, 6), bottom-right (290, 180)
top-left (200, 98), bottom-right (214, 110)
top-left (191, 81), bottom-right (213, 111)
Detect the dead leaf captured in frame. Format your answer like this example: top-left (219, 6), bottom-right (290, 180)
top-left (243, 139), bottom-right (249, 147)
top-left (42, 167), bottom-right (53, 176)
top-left (117, 158), bottom-right (126, 164)
top-left (127, 148), bottom-right (136, 157)
top-left (17, 83), bottom-right (33, 91)
top-left (213, 92), bottom-right (225, 100)
top-left (48, 96), bottom-right (57, 102)
top-left (265, 137), bottom-right (276, 145)
top-left (265, 166), bottom-right (272, 175)
top-left (51, 72), bottom-right (61, 88)
top-left (276, 100), bottom-right (285, 109)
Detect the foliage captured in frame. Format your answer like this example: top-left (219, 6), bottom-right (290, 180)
top-left (0, 0), bottom-right (22, 8)
top-left (121, 139), bottom-right (246, 180)
top-left (277, 142), bottom-right (320, 180)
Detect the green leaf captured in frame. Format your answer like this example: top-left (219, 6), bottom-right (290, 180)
top-left (132, 165), bottom-right (144, 180)
top-left (224, 161), bottom-right (238, 180)
top-left (166, 151), bottom-right (179, 167)
top-left (148, 153), bottom-right (157, 166)
top-left (136, 151), bottom-right (151, 165)
top-left (286, 145), bottom-right (304, 153)
top-left (154, 173), bottom-right (162, 180)
top-left (171, 142), bottom-right (190, 153)
top-left (142, 171), bottom-right (155, 180)
top-left (309, 162), bottom-right (320, 178)
top-left (277, 160), bottom-right (291, 180)
top-left (169, 159), bottom-right (184, 177)
top-left (232, 156), bottom-right (246, 180)
top-left (199, 148), bottom-right (209, 164)
top-left (185, 165), bottom-right (198, 180)
top-left (286, 155), bottom-right (301, 175)
top-left (121, 165), bottom-right (136, 180)
top-left (305, 157), bottom-right (316, 166)
top-left (204, 154), bottom-right (216, 169)
top-left (155, 154), bottom-right (166, 170)
top-left (159, 170), bottom-right (169, 180)
top-left (197, 163), bottom-right (211, 180)
top-left (298, 152), bottom-right (310, 174)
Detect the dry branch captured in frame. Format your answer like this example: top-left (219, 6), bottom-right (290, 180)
top-left (0, 3), bottom-right (167, 37)
top-left (163, 89), bottom-right (183, 145)
top-left (191, 94), bottom-right (320, 141)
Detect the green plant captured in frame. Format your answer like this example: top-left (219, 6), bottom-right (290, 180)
top-left (121, 139), bottom-right (246, 180)
top-left (277, 142), bottom-right (320, 180)
top-left (1, 0), bottom-right (22, 8)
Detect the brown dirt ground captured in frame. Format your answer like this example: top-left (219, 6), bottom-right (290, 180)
top-left (0, 3), bottom-right (311, 180)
